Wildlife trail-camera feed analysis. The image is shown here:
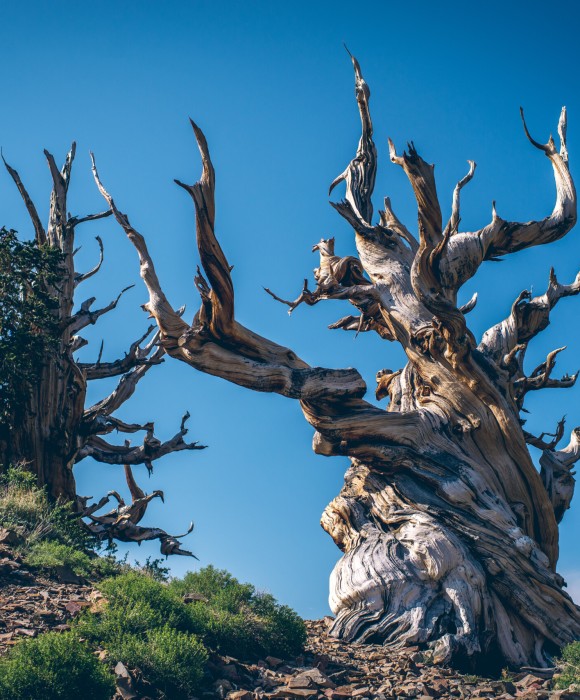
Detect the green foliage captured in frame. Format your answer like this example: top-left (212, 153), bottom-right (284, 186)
top-left (0, 228), bottom-right (63, 425)
top-left (114, 627), bottom-right (207, 697)
top-left (0, 465), bottom-right (96, 552)
top-left (555, 641), bottom-right (580, 689)
top-left (93, 572), bottom-right (194, 632)
top-left (134, 555), bottom-right (171, 582)
top-left (76, 572), bottom-right (208, 697)
top-left (23, 540), bottom-right (121, 579)
top-left (25, 541), bottom-right (93, 576)
top-left (170, 565), bottom-right (307, 659)
top-left (0, 631), bottom-right (115, 700)
top-left (75, 568), bottom-right (305, 695)
top-left (91, 554), bottom-right (124, 578)
top-left (0, 465), bottom-right (36, 490)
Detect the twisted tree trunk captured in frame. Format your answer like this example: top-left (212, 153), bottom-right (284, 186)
top-left (95, 55), bottom-right (580, 668)
top-left (0, 146), bottom-right (201, 555)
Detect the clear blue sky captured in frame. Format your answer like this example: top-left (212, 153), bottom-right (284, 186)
top-left (1, 0), bottom-right (579, 617)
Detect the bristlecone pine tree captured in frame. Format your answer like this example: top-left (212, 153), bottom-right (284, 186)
top-left (91, 55), bottom-right (580, 669)
top-left (0, 144), bottom-right (203, 556)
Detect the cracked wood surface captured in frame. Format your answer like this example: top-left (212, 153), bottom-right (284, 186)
top-left (95, 55), bottom-right (580, 668)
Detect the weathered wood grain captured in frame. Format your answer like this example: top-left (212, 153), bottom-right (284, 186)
top-left (97, 56), bottom-right (580, 668)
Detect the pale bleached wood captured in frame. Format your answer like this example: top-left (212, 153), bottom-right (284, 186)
top-left (97, 56), bottom-right (580, 670)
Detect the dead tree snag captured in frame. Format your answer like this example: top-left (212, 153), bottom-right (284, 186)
top-left (0, 146), bottom-right (201, 556)
top-left (97, 57), bottom-right (580, 667)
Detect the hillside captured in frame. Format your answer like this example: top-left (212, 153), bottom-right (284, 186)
top-left (0, 533), bottom-right (578, 700)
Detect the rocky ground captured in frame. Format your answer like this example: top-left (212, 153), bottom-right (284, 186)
top-left (0, 536), bottom-right (578, 700)
top-left (0, 535), bottom-right (97, 651)
top-left (204, 619), bottom-right (578, 700)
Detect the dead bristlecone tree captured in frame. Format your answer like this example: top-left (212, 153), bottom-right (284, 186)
top-left (0, 145), bottom-right (203, 556)
top-left (92, 55), bottom-right (580, 669)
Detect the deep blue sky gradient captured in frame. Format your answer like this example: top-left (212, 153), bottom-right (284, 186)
top-left (1, 1), bottom-right (579, 617)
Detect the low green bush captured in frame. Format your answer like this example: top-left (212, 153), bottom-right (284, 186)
top-left (24, 541), bottom-right (93, 576)
top-left (76, 567), bottom-right (305, 695)
top-left (0, 631), bottom-right (115, 700)
top-left (555, 641), bottom-right (580, 689)
top-left (170, 565), bottom-right (306, 660)
top-left (76, 572), bottom-right (208, 697)
top-left (0, 465), bottom-right (96, 551)
top-left (134, 555), bottom-right (171, 581)
top-left (93, 571), bottom-right (194, 632)
top-left (116, 626), bottom-right (208, 697)
top-left (24, 540), bottom-right (122, 580)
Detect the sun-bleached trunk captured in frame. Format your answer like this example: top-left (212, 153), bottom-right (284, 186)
top-left (96, 55), bottom-right (580, 668)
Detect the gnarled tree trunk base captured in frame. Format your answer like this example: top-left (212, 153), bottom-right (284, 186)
top-left (324, 459), bottom-right (580, 670)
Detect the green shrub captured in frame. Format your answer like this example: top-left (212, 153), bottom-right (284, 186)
top-left (171, 565), bottom-right (254, 606)
top-left (0, 631), bottom-right (115, 700)
top-left (95, 572), bottom-right (194, 632)
top-left (76, 567), bottom-right (305, 696)
top-left (134, 555), bottom-right (171, 581)
top-left (0, 465), bottom-right (95, 551)
top-left (78, 593), bottom-right (172, 646)
top-left (555, 641), bottom-right (580, 689)
top-left (171, 565), bottom-right (306, 659)
top-left (117, 626), bottom-right (207, 697)
top-left (91, 554), bottom-right (123, 578)
top-left (76, 573), bottom-right (208, 697)
top-left (24, 541), bottom-right (93, 577)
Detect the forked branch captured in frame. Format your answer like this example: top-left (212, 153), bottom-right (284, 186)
top-left (441, 107), bottom-right (576, 291)
top-left (481, 268), bottom-right (580, 365)
top-left (77, 411), bottom-right (205, 470)
top-left (83, 344), bottom-right (166, 425)
top-left (74, 236), bottom-right (104, 286)
top-left (329, 48), bottom-right (376, 227)
top-left (514, 346), bottom-right (578, 403)
top-left (524, 416), bottom-right (566, 452)
top-left (264, 237), bottom-right (376, 321)
top-left (78, 325), bottom-right (161, 380)
top-left (82, 464), bottom-right (196, 557)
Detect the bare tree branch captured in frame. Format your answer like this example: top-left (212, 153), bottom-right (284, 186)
top-left (480, 268), bottom-right (580, 364)
top-left (514, 346), bottom-right (578, 400)
top-left (45, 144), bottom-right (76, 247)
top-left (264, 237), bottom-right (372, 319)
top-left (444, 160), bottom-right (476, 236)
top-left (82, 464), bottom-right (196, 557)
top-left (77, 411), bottom-right (205, 467)
top-left (68, 285), bottom-right (134, 333)
top-left (95, 127), bottom-right (370, 402)
top-left (74, 236), bottom-right (104, 286)
top-left (440, 107), bottom-right (576, 291)
top-left (524, 416), bottom-right (566, 452)
top-left (83, 344), bottom-right (166, 422)
top-left (2, 154), bottom-right (46, 244)
top-left (79, 326), bottom-right (162, 380)
top-left (328, 313), bottom-right (395, 340)
top-left (91, 152), bottom-right (187, 338)
top-left (69, 210), bottom-right (112, 228)
top-left (388, 138), bottom-right (469, 347)
top-left (329, 47), bottom-right (376, 227)
top-left (379, 196), bottom-right (419, 252)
